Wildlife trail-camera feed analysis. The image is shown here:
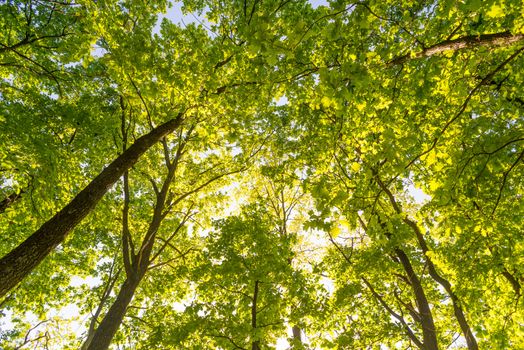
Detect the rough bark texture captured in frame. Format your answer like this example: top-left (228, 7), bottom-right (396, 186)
top-left (0, 114), bottom-right (183, 298)
top-left (86, 276), bottom-right (142, 350)
top-left (389, 32), bottom-right (524, 65)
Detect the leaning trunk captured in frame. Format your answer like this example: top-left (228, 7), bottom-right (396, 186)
top-left (86, 275), bottom-right (142, 350)
top-left (0, 114), bottom-right (183, 298)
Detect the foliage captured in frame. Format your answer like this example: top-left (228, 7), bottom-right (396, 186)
top-left (1, 0), bottom-right (524, 349)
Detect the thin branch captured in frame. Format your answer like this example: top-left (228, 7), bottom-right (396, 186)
top-left (147, 248), bottom-right (196, 270)
top-left (206, 334), bottom-right (247, 350)
top-left (81, 260), bottom-right (121, 350)
top-left (362, 277), bottom-right (423, 349)
top-left (405, 45), bottom-right (524, 170)
top-left (491, 148), bottom-right (524, 216)
top-left (213, 283), bottom-right (253, 300)
top-left (0, 190), bottom-right (24, 214)
top-left (0, 32), bottom-right (72, 54)
top-left (149, 206), bottom-right (194, 264)
top-left (129, 76), bottom-right (153, 128)
top-left (166, 167), bottom-right (246, 213)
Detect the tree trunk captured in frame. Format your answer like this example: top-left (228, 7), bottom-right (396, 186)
top-left (86, 275), bottom-right (142, 350)
top-left (0, 113), bottom-right (184, 298)
top-left (86, 141), bottom-right (182, 349)
top-left (81, 261), bottom-right (121, 350)
top-left (395, 248), bottom-right (438, 350)
top-left (292, 326), bottom-right (302, 341)
top-left (376, 173), bottom-right (476, 350)
top-left (404, 219), bottom-right (478, 350)
top-left (251, 280), bottom-right (260, 350)
top-left (372, 175), bottom-right (439, 349)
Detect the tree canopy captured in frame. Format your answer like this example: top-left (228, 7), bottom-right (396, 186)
top-left (1, 0), bottom-right (524, 349)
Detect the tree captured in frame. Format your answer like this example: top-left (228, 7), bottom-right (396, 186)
top-left (2, 0), bottom-right (524, 349)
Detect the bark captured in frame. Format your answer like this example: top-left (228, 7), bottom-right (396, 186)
top-left (389, 32), bottom-right (524, 65)
top-left (375, 174), bottom-right (478, 349)
top-left (394, 248), bottom-right (438, 350)
top-left (81, 260), bottom-right (121, 350)
top-left (404, 219), bottom-right (478, 350)
top-left (292, 326), bottom-right (302, 342)
top-left (85, 135), bottom-right (183, 350)
top-left (0, 113), bottom-right (184, 298)
top-left (251, 280), bottom-right (260, 350)
top-left (337, 215), bottom-right (434, 348)
top-left (376, 174), bottom-right (478, 350)
top-left (86, 275), bottom-right (142, 350)
top-left (86, 125), bottom-right (228, 349)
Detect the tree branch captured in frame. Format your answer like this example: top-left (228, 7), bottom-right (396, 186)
top-left (389, 32), bottom-right (524, 66)
top-left (362, 277), bottom-right (423, 349)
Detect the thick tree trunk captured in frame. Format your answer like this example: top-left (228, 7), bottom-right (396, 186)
top-left (86, 275), bottom-right (142, 350)
top-left (0, 113), bottom-right (184, 298)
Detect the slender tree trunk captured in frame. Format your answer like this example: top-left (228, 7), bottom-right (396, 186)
top-left (404, 219), bottom-right (478, 350)
top-left (251, 280), bottom-right (260, 350)
top-left (85, 133), bottom-right (185, 350)
top-left (332, 216), bottom-right (427, 348)
top-left (394, 248), bottom-right (438, 350)
top-left (0, 113), bottom-right (184, 298)
top-left (376, 172), bottom-right (477, 350)
top-left (362, 277), bottom-right (423, 349)
top-left (357, 210), bottom-right (438, 348)
top-left (372, 175), bottom-right (442, 349)
top-left (86, 275), bottom-right (142, 350)
top-left (270, 186), bottom-right (306, 348)
top-left (292, 326), bottom-right (302, 342)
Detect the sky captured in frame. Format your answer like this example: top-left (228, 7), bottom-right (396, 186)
top-left (154, 0), bottom-right (330, 34)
